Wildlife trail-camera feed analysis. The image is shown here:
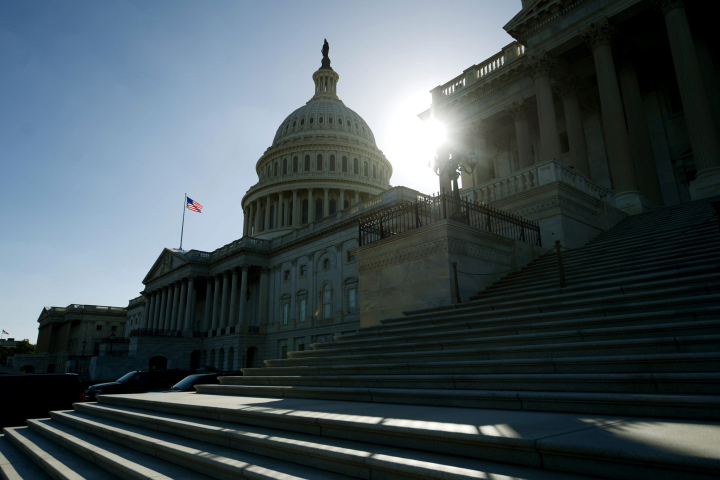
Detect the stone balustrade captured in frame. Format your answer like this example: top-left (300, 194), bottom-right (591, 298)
top-left (463, 158), bottom-right (615, 205)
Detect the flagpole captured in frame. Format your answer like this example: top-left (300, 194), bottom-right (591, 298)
top-left (180, 193), bottom-right (187, 250)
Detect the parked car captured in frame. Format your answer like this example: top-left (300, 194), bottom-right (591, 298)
top-left (167, 371), bottom-right (244, 392)
top-left (85, 369), bottom-right (196, 401)
top-left (0, 374), bottom-right (85, 428)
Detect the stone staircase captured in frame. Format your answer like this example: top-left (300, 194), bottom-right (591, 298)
top-left (3, 197), bottom-right (720, 480)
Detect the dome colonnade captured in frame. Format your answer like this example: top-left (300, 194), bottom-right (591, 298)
top-left (241, 42), bottom-right (392, 239)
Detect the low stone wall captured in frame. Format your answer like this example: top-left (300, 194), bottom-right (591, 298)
top-left (356, 219), bottom-right (546, 328)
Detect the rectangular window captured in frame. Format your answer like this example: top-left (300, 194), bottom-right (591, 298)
top-left (300, 264), bottom-right (307, 277)
top-left (347, 288), bottom-right (357, 314)
top-left (346, 251), bottom-right (356, 263)
top-left (96, 325), bottom-right (102, 331)
top-left (283, 303), bottom-right (289, 324)
top-left (323, 290), bottom-right (332, 319)
top-left (283, 270), bottom-right (290, 282)
top-left (299, 299), bottom-right (306, 322)
top-left (280, 345), bottom-right (288, 359)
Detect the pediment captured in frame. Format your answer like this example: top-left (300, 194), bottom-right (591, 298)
top-left (143, 249), bottom-right (189, 284)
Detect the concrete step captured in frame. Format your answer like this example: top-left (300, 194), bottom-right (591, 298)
top-left (196, 383), bottom-right (720, 418)
top-left (243, 351), bottom-right (720, 377)
top-left (71, 402), bottom-right (594, 480)
top-left (39, 412), bottom-right (354, 480)
top-left (264, 334), bottom-right (720, 368)
top-left (223, 372), bottom-right (720, 395)
top-left (353, 293), bottom-right (720, 341)
top-left (0, 433), bottom-right (51, 480)
top-left (96, 392), bottom-right (720, 480)
top-left (589, 211), bottom-right (717, 241)
top-left (309, 318), bottom-right (720, 357)
top-left (2, 425), bottom-right (122, 480)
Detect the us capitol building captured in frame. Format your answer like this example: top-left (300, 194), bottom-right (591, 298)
top-left (12, 0), bottom-right (720, 381)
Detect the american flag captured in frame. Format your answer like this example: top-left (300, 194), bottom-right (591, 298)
top-left (2, 330), bottom-right (8, 335)
top-left (186, 197), bottom-right (203, 213)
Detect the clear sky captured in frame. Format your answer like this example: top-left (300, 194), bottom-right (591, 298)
top-left (0, 0), bottom-right (520, 342)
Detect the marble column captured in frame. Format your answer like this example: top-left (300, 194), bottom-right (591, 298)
top-left (229, 269), bottom-right (239, 326)
top-left (243, 208), bottom-right (249, 236)
top-left (582, 20), bottom-right (643, 213)
top-left (142, 294), bottom-right (152, 328)
top-left (292, 190), bottom-right (299, 227)
top-left (694, 36), bottom-right (720, 135)
top-left (203, 279), bottom-right (213, 331)
top-left (237, 266), bottom-right (249, 325)
top-left (278, 191), bottom-right (285, 227)
top-left (273, 195), bottom-right (279, 229)
top-left (617, 60), bottom-right (664, 206)
top-left (211, 275), bottom-right (221, 330)
top-left (468, 121), bottom-right (493, 184)
top-left (525, 51), bottom-right (562, 161)
top-left (170, 282), bottom-right (181, 330)
top-left (505, 100), bottom-right (534, 170)
top-left (264, 195), bottom-right (271, 231)
top-left (654, 0), bottom-right (720, 199)
top-left (177, 279), bottom-right (188, 331)
top-left (184, 276), bottom-right (195, 331)
top-left (254, 200), bottom-right (261, 233)
top-left (152, 290), bottom-right (161, 330)
top-left (220, 272), bottom-right (230, 329)
top-left (554, 76), bottom-right (591, 176)
top-left (323, 188), bottom-right (329, 217)
top-left (308, 188), bottom-right (315, 222)
top-left (159, 286), bottom-right (169, 330)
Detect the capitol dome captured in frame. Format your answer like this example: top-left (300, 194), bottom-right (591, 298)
top-left (241, 41), bottom-right (393, 240)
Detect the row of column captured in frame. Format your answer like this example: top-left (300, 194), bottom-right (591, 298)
top-left (478, 2), bottom-right (719, 208)
top-left (243, 188), bottom-right (365, 236)
top-left (201, 266), bottom-right (250, 332)
top-left (142, 276), bottom-right (196, 332)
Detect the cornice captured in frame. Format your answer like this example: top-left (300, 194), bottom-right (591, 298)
top-left (505, 0), bottom-right (592, 44)
top-left (242, 177), bottom-right (388, 206)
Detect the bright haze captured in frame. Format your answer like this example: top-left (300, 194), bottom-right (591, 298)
top-left (0, 0), bottom-right (520, 341)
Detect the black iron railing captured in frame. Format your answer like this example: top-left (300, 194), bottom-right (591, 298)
top-left (128, 328), bottom-right (183, 337)
top-left (358, 193), bottom-right (541, 247)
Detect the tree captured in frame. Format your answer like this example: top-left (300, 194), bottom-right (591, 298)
top-left (12, 340), bottom-right (35, 355)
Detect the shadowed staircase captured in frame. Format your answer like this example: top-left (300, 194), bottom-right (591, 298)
top-left (3, 197), bottom-right (720, 480)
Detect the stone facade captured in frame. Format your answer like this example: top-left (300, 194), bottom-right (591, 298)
top-left (422, 0), bottom-right (720, 244)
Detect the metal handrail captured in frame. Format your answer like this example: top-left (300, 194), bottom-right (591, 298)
top-left (358, 193), bottom-right (541, 247)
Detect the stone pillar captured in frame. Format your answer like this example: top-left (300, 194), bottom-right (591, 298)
top-left (220, 272), bottom-right (230, 329)
top-left (292, 190), bottom-right (299, 227)
top-left (582, 20), bottom-right (643, 213)
top-left (694, 36), bottom-right (720, 136)
top-left (617, 60), bottom-right (664, 206)
top-left (152, 290), bottom-right (162, 330)
top-left (142, 293), bottom-right (153, 328)
top-left (505, 100), bottom-right (534, 170)
top-left (160, 286), bottom-right (171, 330)
top-left (264, 195), bottom-right (271, 231)
top-left (203, 279), bottom-right (213, 331)
top-left (279, 191), bottom-right (285, 227)
top-left (177, 279), bottom-right (188, 331)
top-left (525, 51), bottom-right (562, 162)
top-left (339, 189), bottom-right (345, 210)
top-left (211, 275), bottom-right (222, 330)
top-left (229, 269), bottom-right (239, 326)
top-left (308, 188), bottom-right (315, 222)
top-left (237, 266), bottom-right (249, 325)
top-left (259, 268), bottom-right (270, 326)
top-left (254, 200), bottom-right (261, 233)
top-left (243, 207), bottom-right (249, 236)
top-left (170, 282), bottom-right (181, 330)
top-left (654, 0), bottom-right (720, 199)
top-left (323, 188), bottom-right (329, 217)
top-left (557, 76), bottom-right (591, 177)
top-left (184, 276), bottom-right (195, 331)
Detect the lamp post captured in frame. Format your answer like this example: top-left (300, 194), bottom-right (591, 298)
top-left (81, 339), bottom-right (87, 357)
top-left (429, 149), bottom-right (478, 217)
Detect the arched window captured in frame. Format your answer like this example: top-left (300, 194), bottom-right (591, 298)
top-left (329, 199), bottom-right (336, 215)
top-left (274, 162), bottom-right (278, 177)
top-left (328, 117), bottom-right (334, 124)
top-left (209, 349), bottom-right (215, 367)
top-left (289, 200), bottom-right (293, 225)
top-left (364, 162), bottom-right (369, 177)
top-left (344, 200), bottom-right (349, 209)
top-left (342, 156), bottom-right (348, 172)
top-left (300, 118), bottom-right (305, 126)
top-left (227, 347), bottom-right (234, 371)
top-left (329, 155), bottom-right (335, 171)
top-left (372, 164), bottom-right (376, 179)
top-left (304, 155), bottom-right (310, 171)
top-left (293, 156), bottom-right (299, 173)
top-left (338, 118), bottom-right (343, 125)
top-left (316, 154), bottom-right (323, 171)
top-left (315, 199), bottom-right (323, 219)
top-left (190, 350), bottom-right (201, 370)
top-left (218, 348), bottom-right (225, 371)
top-left (321, 283), bottom-right (332, 319)
top-left (318, 116), bottom-right (324, 124)
top-left (283, 158), bottom-right (288, 174)
top-left (302, 199), bottom-right (309, 224)
top-left (309, 117), bottom-right (314, 125)
top-left (353, 158), bottom-right (359, 174)
top-left (345, 278), bottom-right (358, 314)
top-left (292, 120), bottom-right (296, 128)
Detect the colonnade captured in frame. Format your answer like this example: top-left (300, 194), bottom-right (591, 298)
top-left (141, 265), bottom-right (260, 334)
top-left (470, 2), bottom-right (720, 208)
top-left (243, 187), bottom-right (370, 236)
